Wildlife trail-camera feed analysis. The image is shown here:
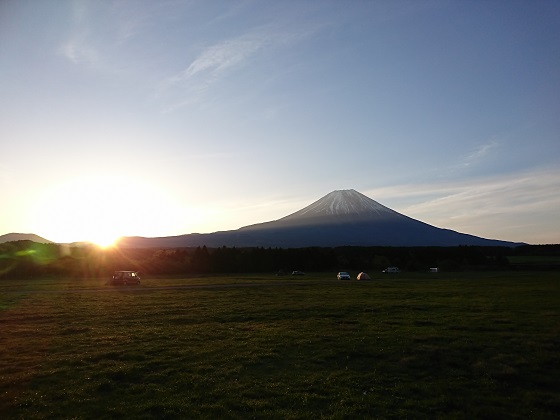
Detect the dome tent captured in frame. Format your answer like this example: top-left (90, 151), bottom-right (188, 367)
top-left (357, 272), bottom-right (370, 280)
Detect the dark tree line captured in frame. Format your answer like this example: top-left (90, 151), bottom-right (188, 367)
top-left (1, 240), bottom-right (558, 280)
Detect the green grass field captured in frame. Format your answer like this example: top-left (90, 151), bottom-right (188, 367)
top-left (1, 272), bottom-right (559, 419)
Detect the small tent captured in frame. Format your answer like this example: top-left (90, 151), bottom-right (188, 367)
top-left (357, 272), bottom-right (371, 280)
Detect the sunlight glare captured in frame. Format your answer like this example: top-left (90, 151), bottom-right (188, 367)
top-left (32, 173), bottom-right (186, 244)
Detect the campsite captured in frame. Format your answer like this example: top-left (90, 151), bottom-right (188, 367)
top-left (1, 271), bottom-right (558, 418)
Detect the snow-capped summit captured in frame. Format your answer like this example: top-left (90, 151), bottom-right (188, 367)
top-left (280, 189), bottom-right (396, 221)
top-left (243, 189), bottom-right (403, 230)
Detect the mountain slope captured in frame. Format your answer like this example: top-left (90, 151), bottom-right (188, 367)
top-left (117, 189), bottom-right (523, 248)
top-left (0, 233), bottom-right (53, 244)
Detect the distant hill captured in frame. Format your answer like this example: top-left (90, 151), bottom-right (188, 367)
top-left (117, 189), bottom-right (525, 248)
top-left (0, 233), bottom-right (53, 244)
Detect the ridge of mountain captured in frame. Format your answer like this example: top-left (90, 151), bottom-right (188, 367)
top-left (117, 189), bottom-right (524, 248)
top-left (0, 233), bottom-right (53, 244)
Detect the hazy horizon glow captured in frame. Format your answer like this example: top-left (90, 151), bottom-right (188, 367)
top-left (1, 1), bottom-right (559, 245)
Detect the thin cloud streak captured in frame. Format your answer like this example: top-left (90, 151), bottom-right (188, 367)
top-left (158, 34), bottom-right (266, 112)
top-left (462, 139), bottom-right (499, 167)
top-left (184, 37), bottom-right (263, 80)
top-left (158, 23), bottom-right (323, 112)
top-left (365, 167), bottom-right (560, 244)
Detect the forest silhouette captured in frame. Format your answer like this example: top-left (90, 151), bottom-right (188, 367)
top-left (1, 240), bottom-right (558, 279)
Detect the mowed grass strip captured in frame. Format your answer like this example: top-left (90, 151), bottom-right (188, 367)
top-left (0, 272), bottom-right (559, 419)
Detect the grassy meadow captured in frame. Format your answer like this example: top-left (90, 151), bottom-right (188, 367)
top-left (1, 272), bottom-right (559, 419)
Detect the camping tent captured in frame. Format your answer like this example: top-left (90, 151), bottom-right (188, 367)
top-left (357, 272), bottom-right (370, 280)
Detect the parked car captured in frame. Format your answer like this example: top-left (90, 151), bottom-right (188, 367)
top-left (382, 267), bottom-right (400, 273)
top-left (292, 271), bottom-right (305, 276)
top-left (337, 271), bottom-right (351, 280)
top-left (109, 271), bottom-right (141, 285)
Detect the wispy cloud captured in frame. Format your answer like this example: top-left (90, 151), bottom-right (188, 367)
top-left (58, 0), bottom-right (148, 74)
top-left (462, 138), bottom-right (499, 167)
top-left (365, 166), bottom-right (560, 243)
top-left (59, 36), bottom-right (100, 66)
top-left (59, 1), bottom-right (98, 66)
top-left (187, 37), bottom-right (263, 80)
top-left (158, 33), bottom-right (271, 112)
top-left (58, 34), bottom-right (130, 77)
top-left (158, 23), bottom-right (321, 112)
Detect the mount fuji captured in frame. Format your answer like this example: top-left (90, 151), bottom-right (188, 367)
top-left (117, 189), bottom-right (523, 248)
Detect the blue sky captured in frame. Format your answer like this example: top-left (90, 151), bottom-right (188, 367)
top-left (1, 0), bottom-right (559, 245)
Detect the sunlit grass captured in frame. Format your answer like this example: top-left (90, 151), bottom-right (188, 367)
top-left (1, 272), bottom-right (558, 418)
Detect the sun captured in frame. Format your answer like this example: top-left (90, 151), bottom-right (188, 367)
top-left (32, 173), bottom-right (184, 245)
top-left (88, 231), bottom-right (120, 248)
